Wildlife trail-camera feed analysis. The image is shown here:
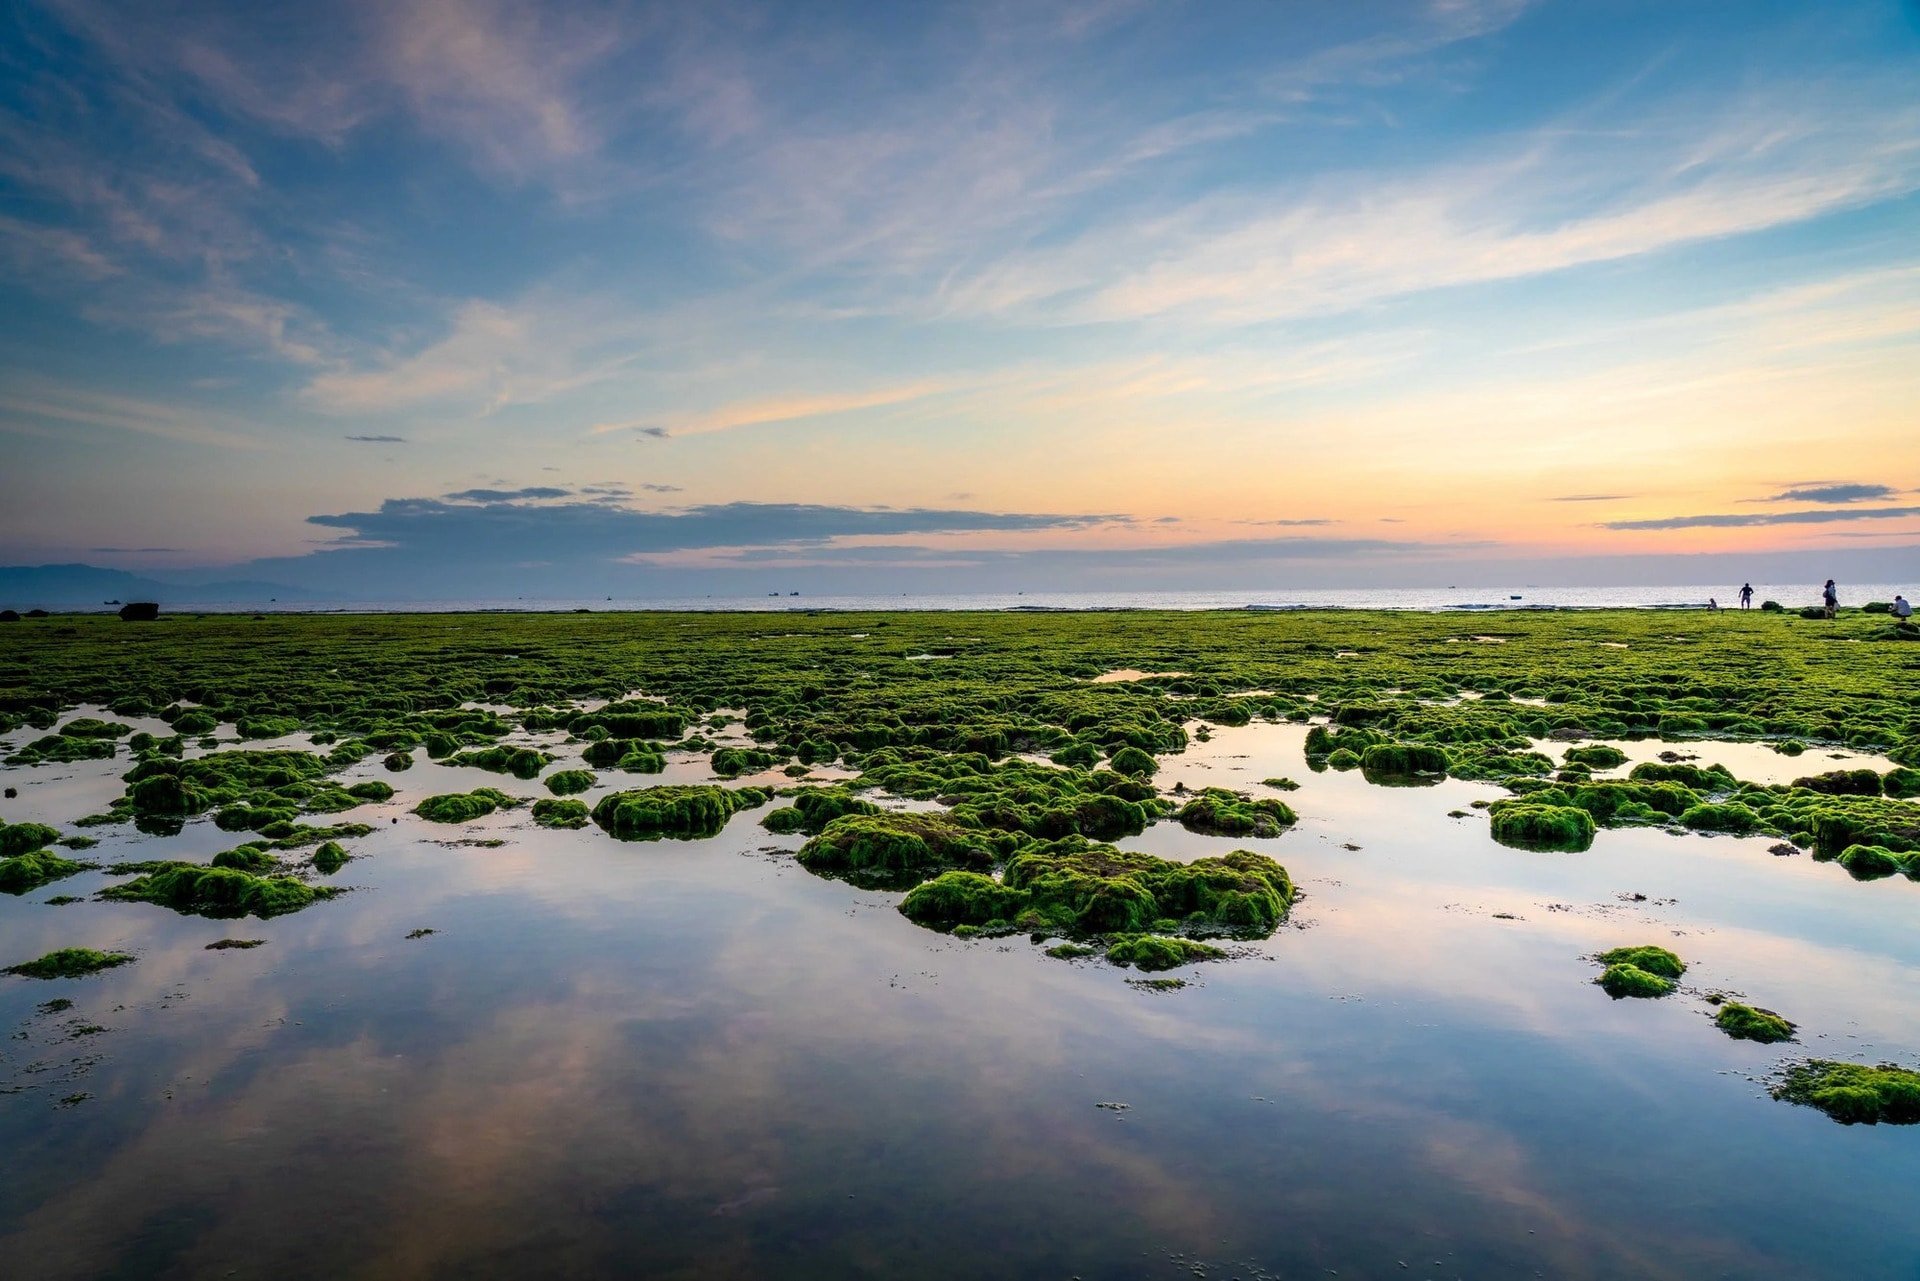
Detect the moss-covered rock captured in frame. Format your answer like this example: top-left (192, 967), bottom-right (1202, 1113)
top-left (311, 840), bottom-right (351, 874)
top-left (1772, 1060), bottom-right (1920, 1124)
top-left (761, 787), bottom-right (881, 835)
top-left (531, 798), bottom-right (590, 829)
top-left (1176, 788), bottom-right (1296, 838)
top-left (591, 785), bottom-right (767, 841)
top-left (1488, 801), bottom-right (1596, 851)
top-left (0, 847), bottom-right (90, 894)
top-left (4, 947), bottom-right (135, 979)
top-left (99, 863), bottom-right (336, 918)
top-left (210, 843), bottom-right (278, 873)
top-left (798, 811), bottom-right (996, 887)
top-left (1107, 745), bottom-right (1158, 778)
top-left (711, 747), bottom-right (782, 778)
top-left (1596, 945), bottom-right (1685, 979)
top-left (1835, 843), bottom-right (1903, 880)
top-left (1105, 934), bottom-right (1225, 971)
top-left (898, 871), bottom-right (1028, 928)
top-left (1360, 742), bottom-right (1450, 777)
top-left (413, 788), bottom-right (522, 823)
top-left (1562, 744), bottom-right (1628, 769)
top-left (0, 820), bottom-right (62, 859)
top-left (1715, 1001), bottom-right (1795, 1043)
top-left (1596, 963), bottom-right (1675, 998)
top-left (544, 769), bottom-right (597, 796)
top-left (450, 745), bottom-right (553, 779)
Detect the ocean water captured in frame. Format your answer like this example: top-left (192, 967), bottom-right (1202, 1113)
top-left (151, 583), bottom-right (1912, 614)
top-left (2, 711), bottom-right (1918, 1279)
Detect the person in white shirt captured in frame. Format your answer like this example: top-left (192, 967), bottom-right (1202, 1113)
top-left (1894, 594), bottom-right (1913, 621)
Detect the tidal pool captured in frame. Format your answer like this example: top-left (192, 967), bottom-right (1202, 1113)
top-left (3, 710), bottom-right (1918, 1280)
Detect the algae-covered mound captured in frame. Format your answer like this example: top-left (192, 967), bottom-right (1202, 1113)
top-left (544, 769), bottom-right (597, 796)
top-left (581, 738), bottom-right (667, 772)
top-left (761, 787), bottom-right (881, 835)
top-left (798, 811), bottom-right (996, 887)
top-left (1834, 844), bottom-right (1908, 881)
top-left (100, 862), bottom-right (337, 918)
top-left (1597, 964), bottom-right (1675, 998)
top-left (1, 819), bottom-right (63, 859)
top-left (8, 734), bottom-right (117, 765)
top-left (5, 947), bottom-right (135, 979)
top-left (1488, 801), bottom-right (1596, 851)
top-left (591, 785), bottom-right (768, 841)
top-left (413, 788), bottom-right (522, 823)
top-left (898, 871), bottom-right (1028, 927)
top-left (569, 702), bottom-right (690, 741)
top-left (0, 846), bottom-right (91, 894)
top-left (1176, 788), bottom-right (1296, 838)
top-left (1107, 745), bottom-right (1157, 778)
top-left (311, 840), bottom-right (351, 874)
top-left (1360, 742), bottom-right (1449, 779)
top-left (1563, 744), bottom-right (1628, 769)
top-left (1593, 945), bottom-right (1685, 999)
top-left (711, 747), bottom-right (783, 778)
top-left (854, 750), bottom-right (1161, 842)
top-left (1105, 934), bottom-right (1225, 971)
top-left (1715, 1001), bottom-right (1796, 1044)
top-left (123, 749), bottom-right (334, 818)
top-left (901, 837), bottom-right (1297, 941)
top-left (210, 843), bottom-right (278, 873)
top-left (531, 798), bottom-right (590, 829)
top-left (450, 746), bottom-right (553, 779)
top-left (1772, 1060), bottom-right (1920, 1125)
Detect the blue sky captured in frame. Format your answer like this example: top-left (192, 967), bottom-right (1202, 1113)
top-left (1, 0), bottom-right (1917, 598)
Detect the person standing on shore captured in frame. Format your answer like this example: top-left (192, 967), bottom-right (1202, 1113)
top-left (1739, 583), bottom-right (1753, 609)
top-left (1822, 579), bottom-right (1839, 618)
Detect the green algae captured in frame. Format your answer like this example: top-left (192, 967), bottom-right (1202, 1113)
top-left (711, 747), bottom-right (783, 777)
top-left (1105, 934), bottom-right (1225, 970)
top-left (544, 769), bottom-right (597, 796)
top-left (1488, 802), bottom-right (1596, 851)
top-left (5, 948), bottom-right (135, 979)
top-left (1563, 744), bottom-right (1628, 769)
top-left (210, 843), bottom-right (278, 873)
top-left (1107, 745), bottom-right (1157, 777)
top-left (1714, 1001), bottom-right (1796, 1044)
top-left (899, 870), bottom-right (1029, 927)
top-left (1597, 964), bottom-right (1675, 998)
top-left (2, 846), bottom-right (93, 896)
top-left (311, 841), bottom-right (351, 874)
top-left (450, 745), bottom-right (553, 779)
top-left (413, 788), bottom-right (522, 823)
top-left (761, 787), bottom-right (880, 835)
top-left (1596, 945), bottom-right (1686, 979)
top-left (531, 798), bottom-right (590, 829)
top-left (798, 811), bottom-right (997, 888)
top-left (1359, 742), bottom-right (1450, 778)
top-left (1772, 1060), bottom-right (1920, 1125)
top-left (591, 785), bottom-right (768, 841)
top-left (1175, 788), bottom-right (1296, 838)
top-left (0, 820), bottom-right (62, 858)
top-left (99, 863), bottom-right (337, 918)
top-left (383, 751), bottom-right (414, 771)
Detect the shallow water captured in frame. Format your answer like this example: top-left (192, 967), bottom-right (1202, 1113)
top-left (3, 717), bottom-right (1919, 1279)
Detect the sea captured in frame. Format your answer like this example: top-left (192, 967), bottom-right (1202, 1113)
top-left (139, 582), bottom-right (1912, 614)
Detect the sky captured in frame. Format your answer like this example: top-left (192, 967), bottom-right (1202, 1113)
top-left (1, 0), bottom-right (1918, 599)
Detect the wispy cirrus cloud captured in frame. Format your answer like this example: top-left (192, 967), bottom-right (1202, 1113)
top-left (1757, 482), bottom-right (1900, 504)
top-left (1604, 506), bottom-right (1920, 531)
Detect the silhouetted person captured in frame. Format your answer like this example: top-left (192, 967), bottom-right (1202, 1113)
top-left (1822, 579), bottom-right (1838, 619)
top-left (1739, 583), bottom-right (1753, 609)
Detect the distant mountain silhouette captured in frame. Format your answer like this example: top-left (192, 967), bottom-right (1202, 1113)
top-left (0, 564), bottom-right (323, 610)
